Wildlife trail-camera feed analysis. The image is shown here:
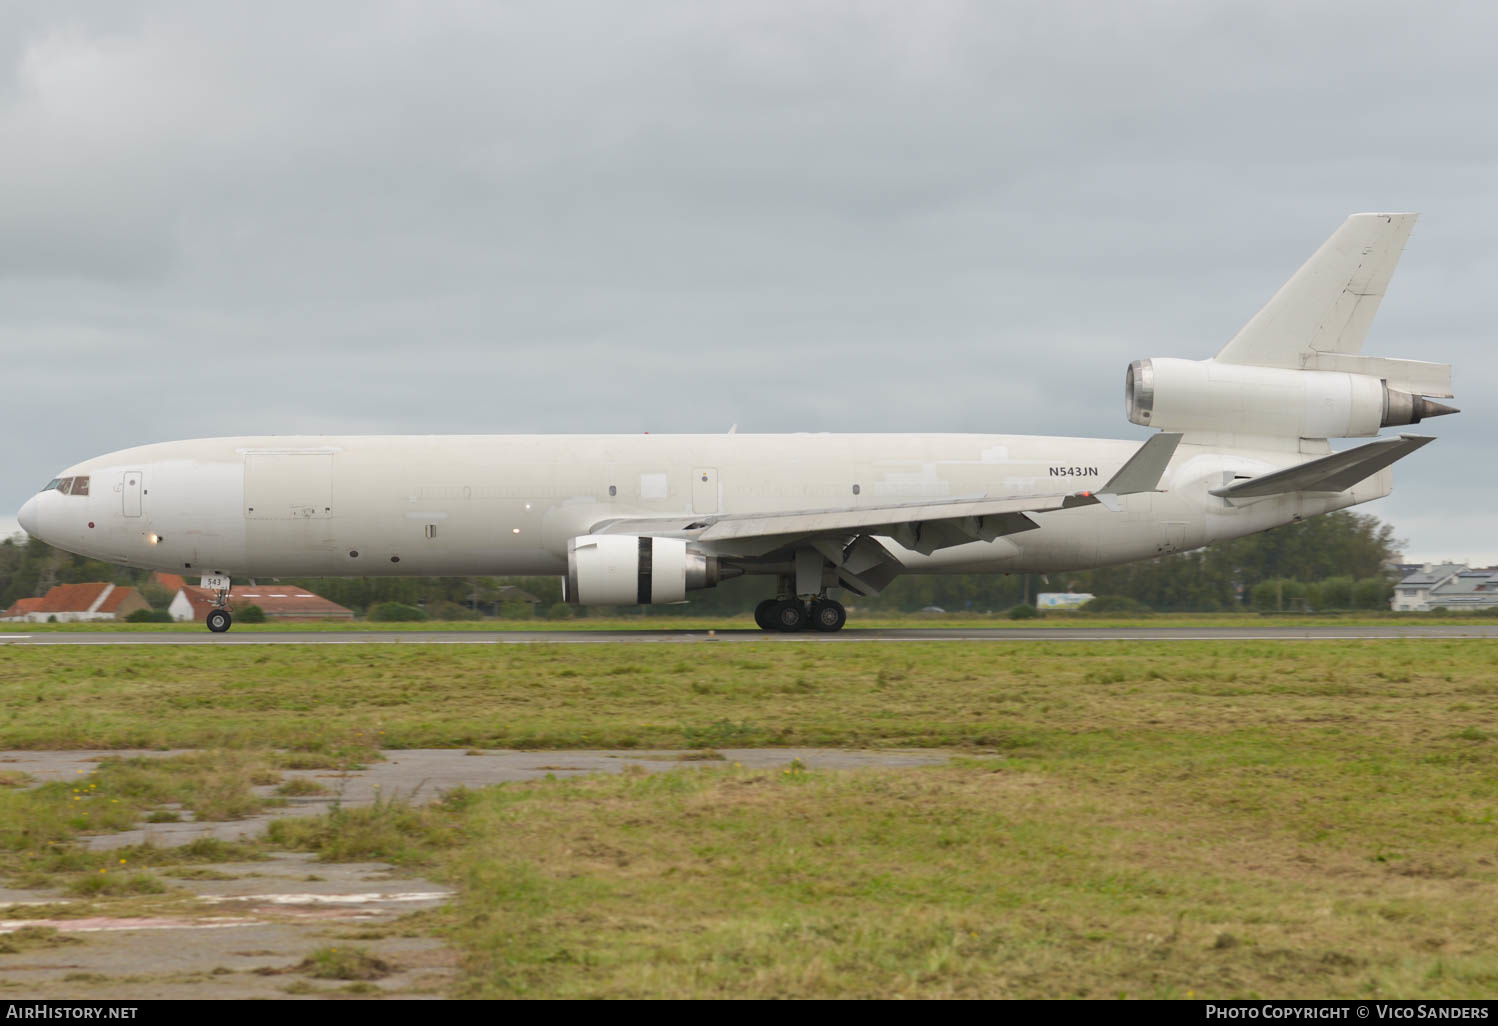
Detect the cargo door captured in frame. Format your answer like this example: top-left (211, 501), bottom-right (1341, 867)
top-left (243, 452), bottom-right (336, 574)
top-left (123, 471), bottom-right (143, 517)
top-left (692, 467), bottom-right (718, 514)
top-left (245, 453), bottom-right (333, 519)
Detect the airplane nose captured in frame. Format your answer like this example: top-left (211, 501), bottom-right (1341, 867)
top-left (17, 496), bottom-right (39, 537)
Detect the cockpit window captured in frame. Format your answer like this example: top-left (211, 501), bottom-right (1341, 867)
top-left (41, 476), bottom-right (88, 495)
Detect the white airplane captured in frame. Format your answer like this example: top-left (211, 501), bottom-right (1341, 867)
top-left (16, 213), bottom-right (1457, 633)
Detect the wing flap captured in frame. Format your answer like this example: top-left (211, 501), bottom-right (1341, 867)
top-left (1209, 434), bottom-right (1434, 499)
top-left (696, 494), bottom-right (1067, 543)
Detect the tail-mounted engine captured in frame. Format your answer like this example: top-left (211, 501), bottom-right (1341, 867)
top-left (565, 535), bottom-right (724, 605)
top-left (1125, 358), bottom-right (1457, 438)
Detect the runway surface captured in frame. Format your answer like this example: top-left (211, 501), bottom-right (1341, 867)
top-left (4, 625), bottom-right (1498, 645)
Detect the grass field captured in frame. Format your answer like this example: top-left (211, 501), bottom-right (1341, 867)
top-left (430, 760), bottom-right (1498, 998)
top-left (2, 640), bottom-right (1496, 752)
top-left (2, 640), bottom-right (1496, 997)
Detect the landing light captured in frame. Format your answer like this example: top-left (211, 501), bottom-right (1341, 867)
top-left (148, 533), bottom-right (160, 544)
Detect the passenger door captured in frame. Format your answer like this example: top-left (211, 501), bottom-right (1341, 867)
top-left (122, 471), bottom-right (143, 517)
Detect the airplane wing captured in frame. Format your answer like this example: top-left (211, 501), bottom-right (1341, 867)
top-left (591, 433), bottom-right (1183, 557)
top-left (1209, 434), bottom-right (1433, 500)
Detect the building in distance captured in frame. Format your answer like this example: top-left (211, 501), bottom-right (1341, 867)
top-left (0, 582), bottom-right (149, 623)
top-left (1391, 565), bottom-right (1498, 612)
top-left (150, 574), bottom-right (353, 622)
top-left (165, 583), bottom-right (354, 622)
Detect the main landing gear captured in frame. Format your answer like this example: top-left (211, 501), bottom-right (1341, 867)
top-left (754, 596), bottom-right (846, 633)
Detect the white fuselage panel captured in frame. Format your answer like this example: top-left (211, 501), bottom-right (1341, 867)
top-left (26, 433), bottom-right (1388, 580)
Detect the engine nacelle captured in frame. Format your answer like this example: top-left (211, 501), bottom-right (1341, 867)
top-left (564, 535), bottom-right (722, 605)
top-left (1125, 358), bottom-right (1453, 438)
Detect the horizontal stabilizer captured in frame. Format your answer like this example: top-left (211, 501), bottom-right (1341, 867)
top-left (1209, 434), bottom-right (1434, 499)
top-left (1302, 352), bottom-right (1454, 398)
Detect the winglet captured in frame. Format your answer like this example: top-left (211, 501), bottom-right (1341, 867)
top-left (1102, 432), bottom-right (1182, 494)
top-left (1078, 432), bottom-right (1182, 512)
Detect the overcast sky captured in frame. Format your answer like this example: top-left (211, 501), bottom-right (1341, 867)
top-left (3, 1), bottom-right (1493, 563)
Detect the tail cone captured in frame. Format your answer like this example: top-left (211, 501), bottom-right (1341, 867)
top-left (1413, 397), bottom-right (1459, 421)
top-left (1382, 388), bottom-right (1460, 427)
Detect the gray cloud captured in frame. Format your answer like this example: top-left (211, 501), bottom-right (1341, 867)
top-left (3, 0), bottom-right (1494, 561)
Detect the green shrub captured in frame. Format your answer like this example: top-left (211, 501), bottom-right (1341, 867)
top-left (1006, 603), bottom-right (1039, 620)
top-left (423, 599), bottom-right (481, 621)
top-left (1317, 576), bottom-right (1356, 609)
top-left (235, 604), bottom-right (266, 623)
top-left (1352, 577), bottom-right (1393, 609)
top-left (497, 600), bottom-right (534, 620)
top-left (138, 580), bottom-right (175, 611)
top-left (126, 608), bottom-right (173, 623)
top-left (1250, 578), bottom-right (1308, 611)
top-left (368, 601), bottom-right (428, 622)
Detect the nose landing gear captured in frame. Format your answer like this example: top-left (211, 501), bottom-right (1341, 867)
top-left (203, 576), bottom-right (233, 633)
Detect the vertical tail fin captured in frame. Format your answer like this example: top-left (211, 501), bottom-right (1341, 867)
top-left (1213, 212), bottom-right (1449, 398)
top-left (1216, 213), bottom-right (1417, 368)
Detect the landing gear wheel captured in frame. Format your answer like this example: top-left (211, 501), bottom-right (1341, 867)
top-left (809, 599), bottom-right (846, 633)
top-left (754, 599), bottom-right (778, 631)
top-left (772, 599), bottom-right (807, 633)
top-left (206, 609), bottom-right (232, 633)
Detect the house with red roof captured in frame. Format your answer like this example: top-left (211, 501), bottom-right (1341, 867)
top-left (168, 584), bottom-right (353, 622)
top-left (1, 583), bottom-right (150, 623)
top-left (0, 597), bottom-right (46, 621)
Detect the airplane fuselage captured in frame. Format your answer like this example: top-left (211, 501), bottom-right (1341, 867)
top-left (17, 432), bottom-right (1384, 582)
